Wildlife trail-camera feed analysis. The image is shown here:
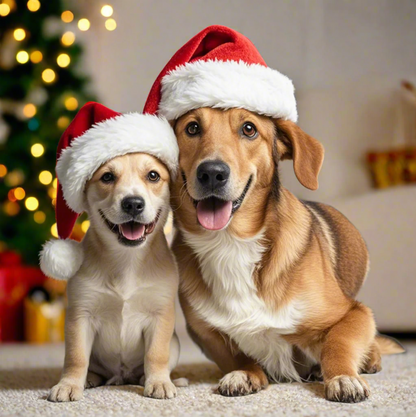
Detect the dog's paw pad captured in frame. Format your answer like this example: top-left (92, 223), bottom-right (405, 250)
top-left (144, 379), bottom-right (177, 399)
top-left (217, 370), bottom-right (264, 397)
top-left (325, 375), bottom-right (370, 403)
top-left (48, 382), bottom-right (83, 402)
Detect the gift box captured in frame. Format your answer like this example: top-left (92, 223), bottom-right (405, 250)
top-left (24, 290), bottom-right (65, 344)
top-left (0, 251), bottom-right (47, 342)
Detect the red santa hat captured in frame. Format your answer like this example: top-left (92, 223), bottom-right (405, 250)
top-left (143, 25), bottom-right (297, 122)
top-left (40, 102), bottom-right (178, 280)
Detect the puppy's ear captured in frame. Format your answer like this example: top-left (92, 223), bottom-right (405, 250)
top-left (274, 120), bottom-right (324, 191)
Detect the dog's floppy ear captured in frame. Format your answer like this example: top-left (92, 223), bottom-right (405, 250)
top-left (274, 120), bottom-right (324, 191)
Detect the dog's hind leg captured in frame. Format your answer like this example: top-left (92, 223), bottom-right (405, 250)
top-left (360, 340), bottom-right (382, 374)
top-left (85, 371), bottom-right (105, 389)
top-left (321, 302), bottom-right (376, 403)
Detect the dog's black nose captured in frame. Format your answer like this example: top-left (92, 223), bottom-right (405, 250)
top-left (197, 160), bottom-right (230, 191)
top-left (121, 196), bottom-right (145, 216)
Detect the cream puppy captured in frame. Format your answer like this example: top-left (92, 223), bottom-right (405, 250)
top-left (40, 103), bottom-right (183, 401)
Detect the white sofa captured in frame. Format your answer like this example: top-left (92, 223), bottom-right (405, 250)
top-left (329, 185), bottom-right (416, 331)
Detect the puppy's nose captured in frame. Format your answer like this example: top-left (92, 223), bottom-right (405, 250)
top-left (197, 160), bottom-right (230, 191)
top-left (121, 196), bottom-right (145, 216)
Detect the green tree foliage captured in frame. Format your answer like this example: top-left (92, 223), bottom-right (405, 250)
top-left (0, 0), bottom-right (96, 264)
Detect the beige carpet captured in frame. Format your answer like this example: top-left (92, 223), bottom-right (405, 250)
top-left (0, 341), bottom-right (415, 417)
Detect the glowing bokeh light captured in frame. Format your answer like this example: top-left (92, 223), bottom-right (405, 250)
top-left (14, 28), bottom-right (26, 41)
top-left (61, 31), bottom-right (75, 46)
top-left (25, 196), bottom-right (39, 211)
top-left (34, 211), bottom-right (46, 224)
top-left (30, 50), bottom-right (43, 63)
top-left (57, 53), bottom-right (70, 68)
top-left (78, 18), bottom-right (90, 31)
top-left (105, 18), bottom-right (116, 31)
top-left (61, 10), bottom-right (74, 23)
top-left (39, 170), bottom-right (53, 185)
top-left (16, 50), bottom-right (29, 64)
top-left (31, 143), bottom-right (44, 157)
top-left (42, 68), bottom-right (56, 83)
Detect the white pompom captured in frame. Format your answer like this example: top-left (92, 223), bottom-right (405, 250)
top-left (39, 239), bottom-right (84, 281)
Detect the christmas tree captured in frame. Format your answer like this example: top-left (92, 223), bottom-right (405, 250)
top-left (0, 0), bottom-right (98, 264)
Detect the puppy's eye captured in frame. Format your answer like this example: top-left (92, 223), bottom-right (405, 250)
top-left (186, 122), bottom-right (200, 136)
top-left (101, 172), bottom-right (115, 183)
top-left (241, 122), bottom-right (258, 139)
top-left (147, 171), bottom-right (160, 182)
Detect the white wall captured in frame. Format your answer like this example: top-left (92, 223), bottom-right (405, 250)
top-left (80, 0), bottom-right (416, 201)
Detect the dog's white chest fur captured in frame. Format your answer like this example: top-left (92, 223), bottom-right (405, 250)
top-left (183, 229), bottom-right (303, 381)
top-left (72, 263), bottom-right (169, 382)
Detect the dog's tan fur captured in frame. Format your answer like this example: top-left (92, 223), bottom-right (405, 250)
top-left (171, 108), bottom-right (403, 402)
top-left (49, 153), bottom-right (182, 402)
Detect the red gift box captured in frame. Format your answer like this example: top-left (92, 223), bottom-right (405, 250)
top-left (0, 251), bottom-right (46, 342)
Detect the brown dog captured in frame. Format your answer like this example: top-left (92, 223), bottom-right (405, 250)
top-left (170, 107), bottom-right (404, 403)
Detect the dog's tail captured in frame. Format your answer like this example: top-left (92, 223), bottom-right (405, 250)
top-left (376, 334), bottom-right (406, 355)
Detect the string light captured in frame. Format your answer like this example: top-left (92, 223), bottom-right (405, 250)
top-left (7, 189), bottom-right (17, 202)
top-left (64, 97), bottom-right (78, 111)
top-left (51, 198), bottom-right (56, 206)
top-left (31, 143), bottom-right (44, 157)
top-left (51, 223), bottom-right (58, 238)
top-left (39, 170), bottom-right (53, 185)
top-left (23, 103), bottom-right (37, 118)
top-left (57, 116), bottom-right (70, 129)
top-left (81, 220), bottom-right (90, 233)
top-left (105, 18), bottom-right (116, 31)
top-left (4, 170), bottom-right (24, 187)
top-left (0, 165), bottom-right (7, 177)
top-left (57, 53), bottom-right (70, 68)
top-left (25, 196), bottom-right (39, 211)
top-left (61, 10), bottom-right (74, 23)
top-left (48, 187), bottom-right (57, 199)
top-left (0, 3), bottom-right (11, 16)
top-left (52, 178), bottom-right (58, 188)
top-left (34, 211), bottom-right (46, 224)
top-left (30, 50), bottom-right (43, 63)
top-left (16, 51), bottom-right (29, 64)
top-left (27, 0), bottom-right (40, 12)
top-left (42, 68), bottom-right (56, 83)
top-left (14, 187), bottom-right (26, 200)
top-left (78, 18), bottom-right (90, 31)
top-left (3, 0), bottom-right (16, 11)
top-left (4, 201), bottom-right (20, 216)
top-left (101, 5), bottom-right (113, 17)
top-left (61, 31), bottom-right (75, 46)
top-left (14, 28), bottom-right (26, 41)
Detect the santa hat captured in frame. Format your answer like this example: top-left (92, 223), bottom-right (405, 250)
top-left (40, 102), bottom-right (178, 281)
top-left (143, 25), bottom-right (297, 122)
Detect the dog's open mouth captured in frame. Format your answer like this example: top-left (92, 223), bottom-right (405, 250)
top-left (99, 210), bottom-right (161, 247)
top-left (183, 174), bottom-right (252, 231)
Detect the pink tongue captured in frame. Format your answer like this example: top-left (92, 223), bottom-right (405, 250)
top-left (120, 223), bottom-right (145, 240)
top-left (196, 198), bottom-right (233, 230)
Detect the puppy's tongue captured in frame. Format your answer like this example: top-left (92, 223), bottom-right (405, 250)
top-left (119, 222), bottom-right (145, 240)
top-left (196, 198), bottom-right (232, 230)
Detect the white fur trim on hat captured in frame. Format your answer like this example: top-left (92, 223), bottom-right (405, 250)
top-left (40, 239), bottom-right (84, 281)
top-left (57, 113), bottom-right (178, 214)
top-left (158, 59), bottom-right (298, 122)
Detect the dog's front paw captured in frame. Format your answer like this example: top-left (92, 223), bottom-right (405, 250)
top-left (325, 375), bottom-right (370, 403)
top-left (217, 370), bottom-right (266, 397)
top-left (48, 381), bottom-right (84, 402)
top-left (144, 378), bottom-right (177, 399)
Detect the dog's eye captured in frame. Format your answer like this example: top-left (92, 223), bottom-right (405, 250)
top-left (101, 172), bottom-right (115, 183)
top-left (241, 122), bottom-right (258, 139)
top-left (186, 122), bottom-right (200, 136)
top-left (147, 171), bottom-right (160, 182)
